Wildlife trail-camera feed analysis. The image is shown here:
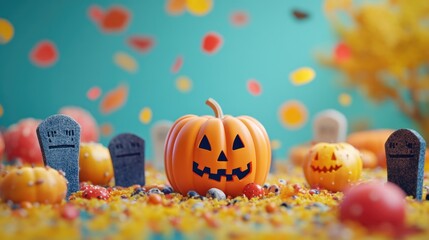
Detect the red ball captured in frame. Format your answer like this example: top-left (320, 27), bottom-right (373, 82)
top-left (0, 132), bottom-right (5, 158)
top-left (59, 106), bottom-right (99, 143)
top-left (82, 185), bottom-right (110, 200)
top-left (3, 118), bottom-right (43, 165)
top-left (339, 181), bottom-right (406, 232)
top-left (243, 183), bottom-right (264, 199)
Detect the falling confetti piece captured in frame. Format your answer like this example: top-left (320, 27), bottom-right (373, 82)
top-left (100, 6), bottom-right (130, 33)
top-left (171, 55), bottom-right (183, 73)
top-left (270, 140), bottom-right (281, 150)
top-left (139, 107), bottom-right (152, 124)
top-left (187, 0), bottom-right (213, 16)
top-left (0, 104), bottom-right (3, 117)
top-left (231, 11), bottom-right (249, 26)
top-left (100, 84), bottom-right (128, 114)
top-left (202, 32), bottom-right (223, 54)
top-left (292, 9), bottom-right (309, 20)
top-left (339, 93), bottom-right (352, 106)
top-left (166, 0), bottom-right (186, 15)
top-left (87, 87), bottom-right (102, 101)
top-left (128, 36), bottom-right (154, 53)
top-left (279, 100), bottom-right (308, 129)
top-left (176, 76), bottom-right (192, 93)
top-left (0, 18), bottom-right (14, 44)
top-left (100, 123), bottom-right (114, 137)
top-left (334, 42), bottom-right (351, 62)
top-left (30, 40), bottom-right (58, 67)
top-left (88, 5), bottom-right (104, 23)
top-left (247, 79), bottom-right (262, 96)
top-left (114, 52), bottom-right (138, 73)
top-left (290, 67), bottom-right (315, 86)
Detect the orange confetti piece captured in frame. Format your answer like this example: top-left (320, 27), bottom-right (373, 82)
top-left (87, 86), bottom-right (102, 101)
top-left (339, 93), bottom-right (352, 106)
top-left (114, 52), bottom-right (138, 73)
top-left (176, 76), bottom-right (192, 93)
top-left (166, 0), bottom-right (187, 15)
top-left (279, 100), bottom-right (308, 129)
top-left (187, 0), bottom-right (213, 16)
top-left (0, 18), bottom-right (14, 44)
top-left (100, 84), bottom-right (128, 114)
top-left (100, 123), bottom-right (114, 137)
top-left (247, 79), bottom-right (262, 96)
top-left (171, 55), bottom-right (183, 73)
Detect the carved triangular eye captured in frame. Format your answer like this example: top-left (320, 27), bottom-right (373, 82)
top-left (331, 153), bottom-right (337, 160)
top-left (233, 134), bottom-right (245, 150)
top-left (314, 152), bottom-right (319, 160)
top-left (199, 135), bottom-right (211, 151)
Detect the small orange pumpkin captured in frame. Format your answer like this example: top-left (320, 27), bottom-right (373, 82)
top-left (0, 166), bottom-right (67, 204)
top-left (164, 98), bottom-right (271, 197)
top-left (79, 142), bottom-right (113, 185)
top-left (303, 143), bottom-right (362, 192)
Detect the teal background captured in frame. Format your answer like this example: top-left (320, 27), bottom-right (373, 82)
top-left (0, 0), bottom-right (413, 162)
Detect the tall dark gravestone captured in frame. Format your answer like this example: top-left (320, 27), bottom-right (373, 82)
top-left (108, 133), bottom-right (145, 187)
top-left (36, 114), bottom-right (81, 198)
top-left (385, 129), bottom-right (426, 200)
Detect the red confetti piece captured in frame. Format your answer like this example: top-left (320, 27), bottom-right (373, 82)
top-left (334, 42), bottom-right (351, 62)
top-left (231, 11), bottom-right (249, 26)
top-left (171, 55), bottom-right (183, 73)
top-left (202, 32), bottom-right (223, 54)
top-left (292, 9), bottom-right (309, 20)
top-left (87, 86), bottom-right (102, 100)
top-left (128, 36), bottom-right (154, 53)
top-left (88, 5), bottom-right (104, 23)
top-left (100, 6), bottom-right (130, 33)
top-left (100, 123), bottom-right (114, 137)
top-left (100, 84), bottom-right (128, 114)
top-left (247, 79), bottom-right (262, 96)
top-left (30, 40), bottom-right (58, 67)
top-left (165, 0), bottom-right (186, 15)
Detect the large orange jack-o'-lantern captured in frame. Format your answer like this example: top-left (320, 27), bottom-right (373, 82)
top-left (164, 98), bottom-right (271, 197)
top-left (303, 142), bottom-right (362, 192)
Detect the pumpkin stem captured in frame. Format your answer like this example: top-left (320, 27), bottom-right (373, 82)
top-left (206, 98), bottom-right (224, 118)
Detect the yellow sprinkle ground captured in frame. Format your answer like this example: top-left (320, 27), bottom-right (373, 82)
top-left (1, 165), bottom-right (429, 239)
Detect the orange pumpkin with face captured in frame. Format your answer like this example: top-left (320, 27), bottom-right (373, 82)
top-left (0, 166), bottom-right (67, 204)
top-left (164, 98), bottom-right (271, 197)
top-left (303, 143), bottom-right (362, 192)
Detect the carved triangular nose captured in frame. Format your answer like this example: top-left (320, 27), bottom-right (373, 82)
top-left (217, 151), bottom-right (228, 161)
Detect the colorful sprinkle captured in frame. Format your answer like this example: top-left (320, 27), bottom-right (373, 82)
top-left (202, 32), bottom-right (223, 54)
top-left (292, 9), bottom-right (309, 20)
top-left (171, 55), bottom-right (183, 73)
top-left (100, 84), bottom-right (128, 114)
top-left (87, 87), bottom-right (102, 101)
top-left (231, 11), bottom-right (249, 27)
top-left (334, 42), bottom-right (351, 62)
top-left (270, 139), bottom-right (281, 150)
top-left (176, 76), bottom-right (192, 93)
top-left (247, 79), bottom-right (262, 96)
top-left (100, 123), bottom-right (114, 137)
top-left (279, 100), bottom-right (308, 129)
top-left (187, 0), bottom-right (213, 16)
top-left (88, 5), bottom-right (104, 23)
top-left (339, 93), bottom-right (352, 106)
top-left (165, 0), bottom-right (186, 15)
top-left (114, 52), bottom-right (138, 73)
top-left (0, 104), bottom-right (3, 118)
top-left (0, 18), bottom-right (14, 44)
top-left (30, 40), bottom-right (58, 67)
top-left (139, 107), bottom-right (152, 124)
top-left (289, 67), bottom-right (315, 86)
top-left (128, 36), bottom-right (154, 53)
top-left (99, 6), bottom-right (130, 33)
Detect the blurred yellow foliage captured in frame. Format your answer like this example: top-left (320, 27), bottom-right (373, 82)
top-left (322, 0), bottom-right (429, 139)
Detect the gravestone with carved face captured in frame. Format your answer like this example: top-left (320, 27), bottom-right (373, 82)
top-left (37, 114), bottom-right (81, 198)
top-left (385, 129), bottom-right (426, 200)
top-left (108, 133), bottom-right (145, 187)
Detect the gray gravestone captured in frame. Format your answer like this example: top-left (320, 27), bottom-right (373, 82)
top-left (108, 133), bottom-right (145, 187)
top-left (385, 129), bottom-right (426, 200)
top-left (36, 114), bottom-right (81, 198)
top-left (151, 121), bottom-right (172, 170)
top-left (313, 109), bottom-right (347, 143)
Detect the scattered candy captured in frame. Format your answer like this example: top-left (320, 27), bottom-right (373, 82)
top-left (148, 188), bottom-right (163, 195)
top-left (268, 184), bottom-right (280, 195)
top-left (206, 188), bottom-right (226, 200)
top-left (243, 183), bottom-right (264, 199)
top-left (60, 203), bottom-right (80, 221)
top-left (187, 190), bottom-right (200, 199)
top-left (162, 186), bottom-right (174, 195)
top-left (82, 185), bottom-right (110, 200)
top-left (176, 76), bottom-right (192, 93)
top-left (147, 194), bottom-right (162, 205)
top-left (338, 93), bottom-right (352, 106)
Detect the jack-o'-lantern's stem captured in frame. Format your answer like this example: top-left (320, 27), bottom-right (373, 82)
top-left (206, 98), bottom-right (224, 119)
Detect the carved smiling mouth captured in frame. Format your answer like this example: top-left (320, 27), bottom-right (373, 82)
top-left (193, 161), bottom-right (251, 181)
top-left (311, 164), bottom-right (342, 173)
